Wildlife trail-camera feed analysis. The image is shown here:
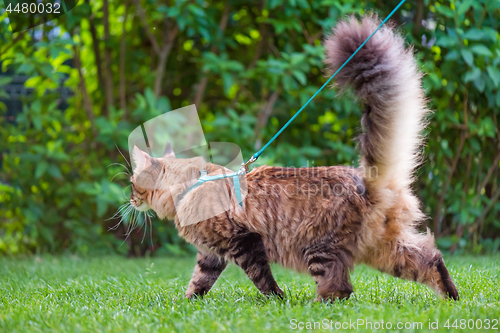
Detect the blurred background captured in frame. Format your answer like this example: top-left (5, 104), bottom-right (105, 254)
top-left (0, 0), bottom-right (499, 257)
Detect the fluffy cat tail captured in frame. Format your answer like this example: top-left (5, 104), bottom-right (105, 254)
top-left (325, 15), bottom-right (429, 192)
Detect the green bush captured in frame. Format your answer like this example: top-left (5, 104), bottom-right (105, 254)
top-left (0, 0), bottom-right (499, 255)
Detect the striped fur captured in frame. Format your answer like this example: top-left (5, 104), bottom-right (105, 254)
top-left (129, 15), bottom-right (458, 301)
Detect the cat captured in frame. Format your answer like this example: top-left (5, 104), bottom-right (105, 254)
top-left (128, 15), bottom-right (459, 301)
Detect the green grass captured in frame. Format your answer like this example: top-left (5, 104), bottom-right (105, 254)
top-left (1, 255), bottom-right (499, 332)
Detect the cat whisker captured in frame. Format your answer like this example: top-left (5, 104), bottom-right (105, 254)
top-left (120, 205), bottom-right (133, 221)
top-left (124, 209), bottom-right (138, 238)
top-left (117, 207), bottom-right (138, 246)
top-left (123, 210), bottom-right (134, 237)
top-left (146, 211), bottom-right (154, 250)
top-left (141, 211), bottom-right (147, 243)
top-left (106, 202), bottom-right (130, 221)
top-left (106, 207), bottom-right (125, 223)
top-left (109, 205), bottom-right (133, 231)
top-left (121, 185), bottom-right (131, 200)
top-left (148, 213), bottom-right (154, 250)
top-left (115, 143), bottom-right (132, 168)
top-left (111, 172), bottom-right (131, 183)
top-left (106, 163), bottom-right (132, 175)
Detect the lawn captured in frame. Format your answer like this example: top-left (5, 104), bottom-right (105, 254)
top-left (1, 255), bottom-right (499, 332)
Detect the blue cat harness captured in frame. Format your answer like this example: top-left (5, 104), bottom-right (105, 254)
top-left (184, 169), bottom-right (244, 207)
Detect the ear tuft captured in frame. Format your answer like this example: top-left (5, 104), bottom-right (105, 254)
top-left (163, 141), bottom-right (176, 159)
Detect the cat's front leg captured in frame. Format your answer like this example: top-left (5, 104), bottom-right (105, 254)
top-left (228, 231), bottom-right (284, 298)
top-left (186, 251), bottom-right (227, 299)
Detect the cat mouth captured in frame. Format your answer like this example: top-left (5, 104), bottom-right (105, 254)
top-left (131, 200), bottom-right (150, 212)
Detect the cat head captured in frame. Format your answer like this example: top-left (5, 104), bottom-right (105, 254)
top-left (129, 142), bottom-right (206, 219)
top-left (129, 143), bottom-right (175, 216)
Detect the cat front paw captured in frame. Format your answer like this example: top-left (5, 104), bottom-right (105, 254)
top-left (185, 288), bottom-right (207, 299)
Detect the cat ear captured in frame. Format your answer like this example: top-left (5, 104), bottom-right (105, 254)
top-left (133, 145), bottom-right (152, 172)
top-left (162, 141), bottom-right (176, 159)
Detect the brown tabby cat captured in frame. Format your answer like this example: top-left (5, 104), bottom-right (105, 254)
top-left (128, 15), bottom-right (459, 301)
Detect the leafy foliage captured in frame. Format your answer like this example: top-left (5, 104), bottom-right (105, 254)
top-left (0, 0), bottom-right (499, 255)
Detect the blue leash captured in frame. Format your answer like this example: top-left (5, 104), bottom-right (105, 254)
top-left (243, 0), bottom-right (408, 169)
top-left (186, 0), bottom-right (407, 205)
